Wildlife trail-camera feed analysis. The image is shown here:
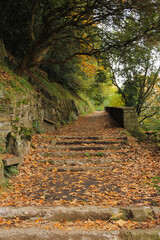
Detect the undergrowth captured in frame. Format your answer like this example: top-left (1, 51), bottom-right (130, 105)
top-left (0, 64), bottom-right (33, 95)
top-left (31, 69), bottom-right (95, 115)
top-left (152, 176), bottom-right (160, 193)
top-left (4, 165), bottom-right (19, 178)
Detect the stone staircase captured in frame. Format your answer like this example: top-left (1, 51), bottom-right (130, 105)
top-left (0, 111), bottom-right (159, 239)
top-left (0, 205), bottom-right (160, 239)
top-left (37, 135), bottom-right (129, 175)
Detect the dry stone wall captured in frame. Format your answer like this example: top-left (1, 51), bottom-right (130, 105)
top-left (0, 89), bottom-right (43, 154)
top-left (0, 89), bottom-right (81, 183)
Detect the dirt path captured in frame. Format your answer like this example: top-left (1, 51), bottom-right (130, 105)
top-left (0, 111), bottom-right (159, 238)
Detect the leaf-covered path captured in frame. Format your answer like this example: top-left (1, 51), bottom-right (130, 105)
top-left (1, 111), bottom-right (159, 207)
top-left (0, 111), bottom-right (160, 237)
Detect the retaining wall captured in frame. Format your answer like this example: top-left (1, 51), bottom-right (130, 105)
top-left (105, 107), bottom-right (139, 132)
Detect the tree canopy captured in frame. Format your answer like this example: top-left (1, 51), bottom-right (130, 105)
top-left (0, 0), bottom-right (160, 122)
top-left (0, 0), bottom-right (160, 73)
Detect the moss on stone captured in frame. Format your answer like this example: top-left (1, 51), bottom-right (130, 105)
top-left (0, 158), bottom-right (5, 185)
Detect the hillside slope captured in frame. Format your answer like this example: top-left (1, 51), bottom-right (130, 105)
top-left (0, 44), bottom-right (94, 183)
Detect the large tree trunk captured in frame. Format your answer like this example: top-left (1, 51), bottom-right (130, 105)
top-left (16, 38), bottom-right (51, 75)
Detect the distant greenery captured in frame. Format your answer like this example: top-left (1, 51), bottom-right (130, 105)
top-left (141, 117), bottom-right (160, 132)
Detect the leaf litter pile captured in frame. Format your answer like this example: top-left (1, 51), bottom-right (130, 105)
top-left (0, 111), bottom-right (159, 231)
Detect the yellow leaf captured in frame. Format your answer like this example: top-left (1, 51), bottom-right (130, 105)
top-left (116, 219), bottom-right (126, 227)
top-left (35, 218), bottom-right (42, 223)
top-left (52, 168), bottom-right (58, 172)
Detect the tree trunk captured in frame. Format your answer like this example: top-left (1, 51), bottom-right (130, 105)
top-left (16, 39), bottom-right (51, 75)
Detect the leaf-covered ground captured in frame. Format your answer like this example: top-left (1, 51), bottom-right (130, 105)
top-left (0, 216), bottom-right (159, 231)
top-left (0, 111), bottom-right (159, 231)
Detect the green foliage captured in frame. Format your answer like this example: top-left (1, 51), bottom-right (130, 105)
top-left (89, 84), bottom-right (124, 111)
top-left (16, 99), bottom-right (28, 107)
top-left (152, 176), bottom-right (160, 193)
top-left (0, 145), bottom-right (6, 154)
top-left (1, 0), bottom-right (160, 75)
top-left (85, 152), bottom-right (90, 157)
top-left (31, 69), bottom-right (75, 99)
top-left (32, 119), bottom-right (44, 134)
top-left (41, 48), bottom-right (82, 91)
top-left (141, 117), bottom-right (160, 132)
top-left (95, 69), bottom-right (107, 84)
top-left (87, 64), bottom-right (124, 110)
top-left (4, 165), bottom-right (18, 178)
top-left (15, 117), bottom-right (20, 123)
top-left (19, 127), bottom-right (33, 140)
top-left (0, 179), bottom-right (11, 190)
top-left (1, 0), bottom-right (160, 115)
top-left (30, 68), bottom-right (95, 115)
top-left (75, 93), bottom-right (95, 115)
top-left (0, 105), bottom-right (7, 113)
top-left (90, 83), bottom-right (106, 107)
top-left (109, 43), bottom-right (160, 121)
top-left (96, 152), bottom-right (103, 157)
top-left (0, 65), bottom-right (33, 94)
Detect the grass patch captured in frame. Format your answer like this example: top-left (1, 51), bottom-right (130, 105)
top-left (30, 69), bottom-right (95, 115)
top-left (97, 152), bottom-right (103, 157)
top-left (0, 65), bottom-right (33, 94)
top-left (85, 152), bottom-right (90, 157)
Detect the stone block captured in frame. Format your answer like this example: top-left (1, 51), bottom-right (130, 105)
top-left (0, 130), bottom-right (10, 139)
top-left (6, 133), bottom-right (31, 156)
top-left (3, 157), bottom-right (23, 167)
top-left (0, 122), bottom-right (12, 131)
top-left (19, 117), bottom-right (31, 128)
top-left (0, 114), bottom-right (11, 122)
top-left (69, 111), bottom-right (78, 121)
top-left (44, 108), bottom-right (58, 124)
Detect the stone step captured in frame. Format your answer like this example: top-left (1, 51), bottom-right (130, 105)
top-left (2, 157), bottom-right (24, 167)
top-left (53, 145), bottom-right (128, 151)
top-left (0, 113), bottom-right (15, 122)
top-left (0, 130), bottom-right (11, 138)
top-left (0, 206), bottom-right (159, 222)
top-left (55, 135), bottom-right (128, 140)
top-left (55, 140), bottom-right (127, 145)
top-left (0, 227), bottom-right (159, 240)
top-left (47, 166), bottom-right (113, 172)
top-left (37, 158), bottom-right (121, 166)
top-left (40, 150), bottom-right (128, 158)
